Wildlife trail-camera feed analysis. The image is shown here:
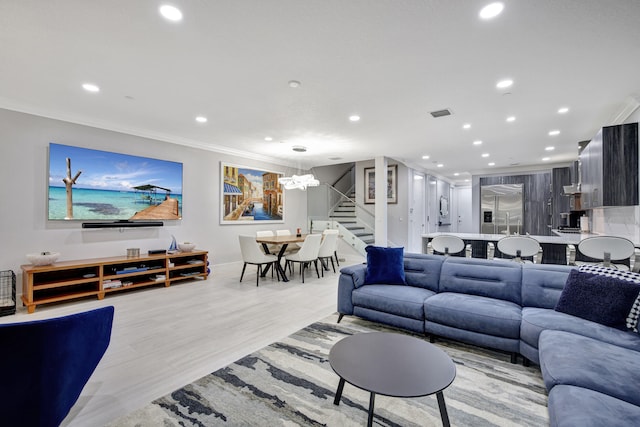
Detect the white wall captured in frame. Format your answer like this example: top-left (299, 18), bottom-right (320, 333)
top-left (0, 109), bottom-right (307, 280)
top-left (354, 159), bottom-right (408, 248)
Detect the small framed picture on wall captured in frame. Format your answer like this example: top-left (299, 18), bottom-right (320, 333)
top-left (364, 164), bottom-right (397, 204)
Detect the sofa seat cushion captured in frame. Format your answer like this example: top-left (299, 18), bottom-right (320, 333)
top-left (539, 330), bottom-right (640, 407)
top-left (548, 385), bottom-right (640, 427)
top-left (352, 285), bottom-right (435, 320)
top-left (521, 307), bottom-right (640, 352)
top-left (424, 293), bottom-right (522, 339)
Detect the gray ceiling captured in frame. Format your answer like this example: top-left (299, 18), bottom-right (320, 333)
top-left (1, 0), bottom-right (639, 183)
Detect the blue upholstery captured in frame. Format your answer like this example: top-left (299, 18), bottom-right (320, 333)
top-left (521, 307), bottom-right (640, 354)
top-left (353, 284), bottom-right (435, 320)
top-left (338, 252), bottom-right (640, 424)
top-left (439, 257), bottom-right (523, 304)
top-left (403, 253), bottom-right (443, 291)
top-left (548, 385), bottom-right (640, 427)
top-left (425, 293), bottom-right (521, 338)
top-left (363, 246), bottom-right (406, 285)
top-left (521, 263), bottom-right (573, 308)
top-left (539, 330), bottom-right (640, 407)
top-left (0, 306), bottom-right (114, 427)
top-left (353, 306), bottom-right (425, 333)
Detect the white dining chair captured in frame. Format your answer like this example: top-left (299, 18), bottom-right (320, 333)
top-left (284, 233), bottom-right (322, 283)
top-left (567, 236), bottom-right (639, 271)
top-left (317, 231), bottom-right (339, 276)
top-left (323, 229), bottom-right (341, 267)
top-left (488, 235), bottom-right (542, 263)
top-left (239, 235), bottom-right (279, 286)
top-left (275, 229), bottom-right (299, 254)
top-left (427, 235), bottom-right (472, 257)
top-left (256, 230), bottom-right (278, 254)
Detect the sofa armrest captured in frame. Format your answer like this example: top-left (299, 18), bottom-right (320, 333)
top-left (337, 263), bottom-right (367, 316)
top-left (465, 244), bottom-right (472, 258)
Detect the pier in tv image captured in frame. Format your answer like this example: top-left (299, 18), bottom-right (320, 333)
top-left (48, 143), bottom-right (183, 221)
top-left (221, 163), bottom-right (283, 223)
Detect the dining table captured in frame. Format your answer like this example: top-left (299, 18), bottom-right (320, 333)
top-left (255, 234), bottom-right (307, 282)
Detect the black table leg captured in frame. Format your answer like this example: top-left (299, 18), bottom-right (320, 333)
top-left (333, 377), bottom-right (345, 405)
top-left (260, 243), bottom-right (290, 282)
top-left (367, 392), bottom-right (375, 427)
top-left (436, 391), bottom-right (450, 427)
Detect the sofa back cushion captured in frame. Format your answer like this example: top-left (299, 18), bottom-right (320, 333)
top-left (521, 263), bottom-right (574, 308)
top-left (403, 253), bottom-right (444, 292)
top-left (439, 257), bottom-right (522, 304)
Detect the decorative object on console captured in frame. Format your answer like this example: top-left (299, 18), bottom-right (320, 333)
top-left (178, 242), bottom-right (196, 252)
top-left (26, 251), bottom-right (60, 266)
top-left (168, 235), bottom-right (178, 253)
top-left (555, 269), bottom-right (640, 330)
top-left (220, 162), bottom-right (284, 224)
top-left (48, 143), bottom-right (183, 222)
top-left (363, 245), bottom-right (405, 285)
top-left (126, 248), bottom-right (140, 258)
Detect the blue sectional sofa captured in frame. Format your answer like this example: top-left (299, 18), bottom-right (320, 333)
top-left (337, 253), bottom-right (640, 426)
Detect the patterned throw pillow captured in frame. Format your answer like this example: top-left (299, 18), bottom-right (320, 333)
top-left (578, 265), bottom-right (640, 332)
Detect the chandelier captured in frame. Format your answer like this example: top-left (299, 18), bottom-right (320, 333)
top-left (278, 174), bottom-right (320, 190)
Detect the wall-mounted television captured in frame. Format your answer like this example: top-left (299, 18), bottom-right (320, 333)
top-left (48, 143), bottom-right (183, 222)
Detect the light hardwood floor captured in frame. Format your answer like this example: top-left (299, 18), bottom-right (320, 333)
top-left (1, 254), bottom-right (364, 427)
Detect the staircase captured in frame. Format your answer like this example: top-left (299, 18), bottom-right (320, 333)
top-left (330, 193), bottom-right (375, 247)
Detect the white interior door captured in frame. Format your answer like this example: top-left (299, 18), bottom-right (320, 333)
top-left (408, 172), bottom-right (425, 253)
top-left (453, 186), bottom-right (473, 232)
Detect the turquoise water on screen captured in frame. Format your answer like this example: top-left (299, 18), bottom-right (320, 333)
top-left (48, 186), bottom-right (183, 220)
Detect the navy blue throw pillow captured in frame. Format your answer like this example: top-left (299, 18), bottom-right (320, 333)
top-left (363, 246), bottom-right (406, 285)
top-left (555, 269), bottom-right (640, 330)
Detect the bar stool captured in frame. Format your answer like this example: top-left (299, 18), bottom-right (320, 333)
top-left (488, 235), bottom-right (542, 263)
top-left (567, 236), bottom-right (639, 271)
top-left (427, 235), bottom-right (472, 257)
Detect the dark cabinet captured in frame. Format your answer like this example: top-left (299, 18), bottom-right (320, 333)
top-left (580, 122), bottom-right (638, 208)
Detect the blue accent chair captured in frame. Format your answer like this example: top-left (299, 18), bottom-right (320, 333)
top-left (0, 306), bottom-right (115, 427)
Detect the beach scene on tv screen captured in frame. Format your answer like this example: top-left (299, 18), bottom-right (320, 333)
top-left (48, 143), bottom-right (183, 220)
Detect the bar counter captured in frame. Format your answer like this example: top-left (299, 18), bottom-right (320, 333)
top-left (422, 232), bottom-right (595, 265)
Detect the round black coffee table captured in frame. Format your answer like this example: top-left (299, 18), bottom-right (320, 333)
top-left (329, 332), bottom-right (456, 427)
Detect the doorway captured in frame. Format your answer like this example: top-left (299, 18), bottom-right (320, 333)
top-left (408, 171), bottom-right (425, 253)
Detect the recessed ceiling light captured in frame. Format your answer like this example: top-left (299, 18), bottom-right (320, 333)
top-left (542, 157), bottom-right (551, 161)
top-left (465, 179), bottom-right (470, 182)
top-left (481, 153), bottom-right (490, 158)
top-left (413, 175), bottom-right (424, 180)
top-left (82, 83), bottom-right (100, 93)
top-left (488, 162), bottom-right (496, 166)
top-left (545, 146), bottom-right (555, 151)
top-left (264, 136), bottom-right (273, 141)
top-left (288, 80), bottom-right (301, 88)
top-left (479, 2), bottom-right (504, 20)
top-left (473, 140), bottom-right (483, 145)
top-left (349, 115), bottom-right (360, 122)
top-left (463, 123), bottom-right (471, 129)
top-left (548, 130), bottom-right (560, 136)
top-left (454, 173), bottom-right (460, 176)
top-left (558, 107), bottom-right (569, 114)
top-left (422, 155), bottom-right (430, 160)
top-left (506, 116), bottom-right (516, 122)
top-left (195, 116), bottom-right (207, 123)
top-left (437, 163), bottom-right (444, 168)
top-left (159, 5), bottom-right (183, 21)
top-left (496, 79), bottom-right (513, 89)
top-left (292, 145), bottom-right (307, 152)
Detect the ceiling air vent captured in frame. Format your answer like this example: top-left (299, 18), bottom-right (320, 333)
top-left (430, 108), bottom-right (452, 118)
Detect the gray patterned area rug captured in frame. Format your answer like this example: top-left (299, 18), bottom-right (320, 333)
top-left (109, 314), bottom-right (548, 426)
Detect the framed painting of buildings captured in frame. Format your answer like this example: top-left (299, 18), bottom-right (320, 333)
top-left (364, 164), bottom-right (398, 204)
top-left (220, 163), bottom-right (284, 224)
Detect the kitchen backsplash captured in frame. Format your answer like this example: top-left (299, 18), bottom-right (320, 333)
top-left (590, 206), bottom-right (640, 243)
